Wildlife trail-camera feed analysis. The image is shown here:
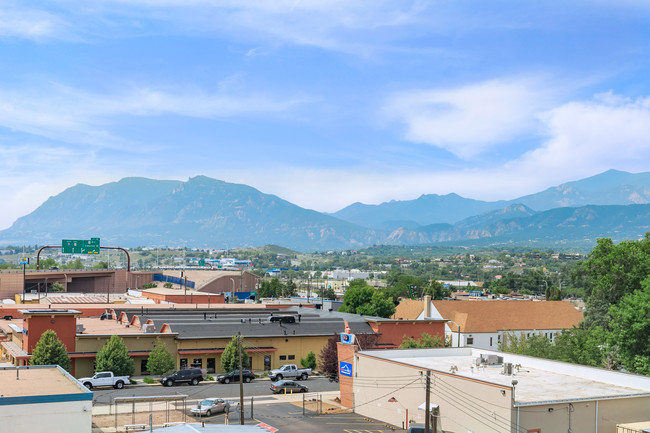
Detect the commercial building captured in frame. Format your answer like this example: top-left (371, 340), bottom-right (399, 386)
top-left (1, 304), bottom-right (445, 378)
top-left (0, 365), bottom-right (92, 433)
top-left (336, 346), bottom-right (650, 433)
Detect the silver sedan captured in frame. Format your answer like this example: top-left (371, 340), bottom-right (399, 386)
top-left (190, 398), bottom-right (231, 417)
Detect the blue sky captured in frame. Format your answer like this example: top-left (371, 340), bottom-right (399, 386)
top-left (2, 1), bottom-right (650, 229)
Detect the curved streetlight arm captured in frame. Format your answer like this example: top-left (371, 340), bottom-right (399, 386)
top-left (36, 245), bottom-right (131, 271)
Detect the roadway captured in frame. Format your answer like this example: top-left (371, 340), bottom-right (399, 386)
top-left (90, 376), bottom-right (340, 405)
top-left (90, 377), bottom-right (399, 433)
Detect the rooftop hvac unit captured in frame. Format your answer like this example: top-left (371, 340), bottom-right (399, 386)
top-left (76, 324), bottom-right (86, 334)
top-left (481, 354), bottom-right (503, 365)
top-left (143, 324), bottom-right (156, 333)
top-left (503, 362), bottom-right (513, 375)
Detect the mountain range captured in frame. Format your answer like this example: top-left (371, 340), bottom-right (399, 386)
top-left (1, 169), bottom-right (650, 252)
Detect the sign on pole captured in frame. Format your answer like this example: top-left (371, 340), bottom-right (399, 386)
top-left (62, 238), bottom-right (100, 254)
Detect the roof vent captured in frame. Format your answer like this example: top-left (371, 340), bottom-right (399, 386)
top-left (502, 362), bottom-right (513, 376)
top-left (76, 324), bottom-right (86, 334)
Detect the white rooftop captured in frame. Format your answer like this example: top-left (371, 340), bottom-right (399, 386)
top-left (360, 347), bottom-right (650, 406)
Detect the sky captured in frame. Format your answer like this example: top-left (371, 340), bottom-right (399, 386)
top-left (2, 1), bottom-right (650, 230)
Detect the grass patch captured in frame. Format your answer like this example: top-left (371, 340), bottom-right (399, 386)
top-left (143, 377), bottom-right (155, 384)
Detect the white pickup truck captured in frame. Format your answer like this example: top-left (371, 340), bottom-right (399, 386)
top-left (269, 364), bottom-right (311, 381)
top-left (78, 371), bottom-right (131, 389)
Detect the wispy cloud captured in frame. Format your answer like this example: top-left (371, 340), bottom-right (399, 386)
top-left (0, 3), bottom-right (67, 39)
top-left (0, 82), bottom-right (308, 148)
top-left (384, 78), bottom-right (554, 159)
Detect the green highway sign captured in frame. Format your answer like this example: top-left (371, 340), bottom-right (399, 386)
top-left (62, 238), bottom-right (101, 254)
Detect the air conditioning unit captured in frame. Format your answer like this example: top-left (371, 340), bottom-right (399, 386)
top-left (76, 324), bottom-right (86, 334)
top-left (503, 362), bottom-right (513, 375)
top-left (143, 324), bottom-right (156, 333)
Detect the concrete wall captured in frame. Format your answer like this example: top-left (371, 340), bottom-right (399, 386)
top-left (198, 271), bottom-right (259, 294)
top-left (0, 400), bottom-right (91, 433)
top-left (518, 396), bottom-right (650, 433)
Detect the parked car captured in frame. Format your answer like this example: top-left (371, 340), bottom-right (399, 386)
top-left (78, 371), bottom-right (131, 390)
top-left (190, 398), bottom-right (230, 417)
top-left (160, 368), bottom-right (203, 386)
top-left (270, 379), bottom-right (308, 394)
top-left (217, 369), bottom-right (255, 384)
top-left (407, 424), bottom-right (432, 433)
top-left (268, 364), bottom-right (311, 381)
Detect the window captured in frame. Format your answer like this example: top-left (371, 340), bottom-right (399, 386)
top-left (207, 358), bottom-right (216, 374)
top-left (279, 355), bottom-right (287, 361)
top-left (467, 337), bottom-right (474, 345)
top-left (490, 337), bottom-right (493, 347)
top-left (180, 358), bottom-right (188, 369)
top-left (288, 355), bottom-right (295, 360)
top-left (192, 358), bottom-right (202, 368)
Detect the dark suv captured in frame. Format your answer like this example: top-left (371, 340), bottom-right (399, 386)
top-left (160, 368), bottom-right (204, 386)
top-left (217, 369), bottom-right (255, 384)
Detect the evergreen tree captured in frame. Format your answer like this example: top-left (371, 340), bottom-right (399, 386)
top-left (221, 335), bottom-right (250, 372)
top-left (95, 335), bottom-right (134, 376)
top-left (146, 338), bottom-right (176, 376)
top-left (300, 351), bottom-right (317, 370)
top-left (29, 330), bottom-right (71, 371)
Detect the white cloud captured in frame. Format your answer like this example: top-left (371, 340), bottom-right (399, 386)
top-left (0, 3), bottom-right (66, 39)
top-left (230, 91), bottom-right (650, 211)
top-left (510, 92), bottom-right (650, 179)
top-left (0, 83), bottom-right (307, 148)
top-left (35, 0), bottom-right (430, 55)
top-left (384, 78), bottom-right (552, 159)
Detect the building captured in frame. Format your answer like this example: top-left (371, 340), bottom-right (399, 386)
top-left (394, 297), bottom-right (583, 349)
top-left (1, 304), bottom-right (448, 378)
top-left (336, 346), bottom-right (650, 433)
top-left (0, 365), bottom-right (92, 433)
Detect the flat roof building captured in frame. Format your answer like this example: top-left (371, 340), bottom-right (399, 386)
top-left (338, 347), bottom-right (650, 433)
top-left (0, 365), bottom-right (92, 433)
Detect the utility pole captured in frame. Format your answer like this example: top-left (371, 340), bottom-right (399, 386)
top-left (238, 332), bottom-right (244, 425)
top-left (424, 370), bottom-right (431, 433)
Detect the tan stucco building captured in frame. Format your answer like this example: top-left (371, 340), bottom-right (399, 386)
top-left (338, 347), bottom-right (650, 433)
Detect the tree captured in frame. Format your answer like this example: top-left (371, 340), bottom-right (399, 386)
top-left (300, 351), bottom-right (317, 370)
top-left (338, 284), bottom-right (395, 318)
top-left (95, 335), bottom-right (134, 376)
top-left (49, 282), bottom-right (65, 293)
top-left (423, 280), bottom-right (451, 300)
top-left (318, 333), bottom-right (380, 378)
top-left (399, 333), bottom-right (443, 349)
top-left (607, 279), bottom-right (650, 375)
top-left (63, 258), bottom-right (84, 270)
top-left (259, 278), bottom-right (282, 298)
top-left (221, 335), bottom-right (250, 372)
top-left (29, 330), bottom-right (71, 371)
top-left (579, 235), bottom-right (650, 328)
top-left (146, 338), bottom-right (176, 376)
top-left (163, 282), bottom-right (173, 288)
